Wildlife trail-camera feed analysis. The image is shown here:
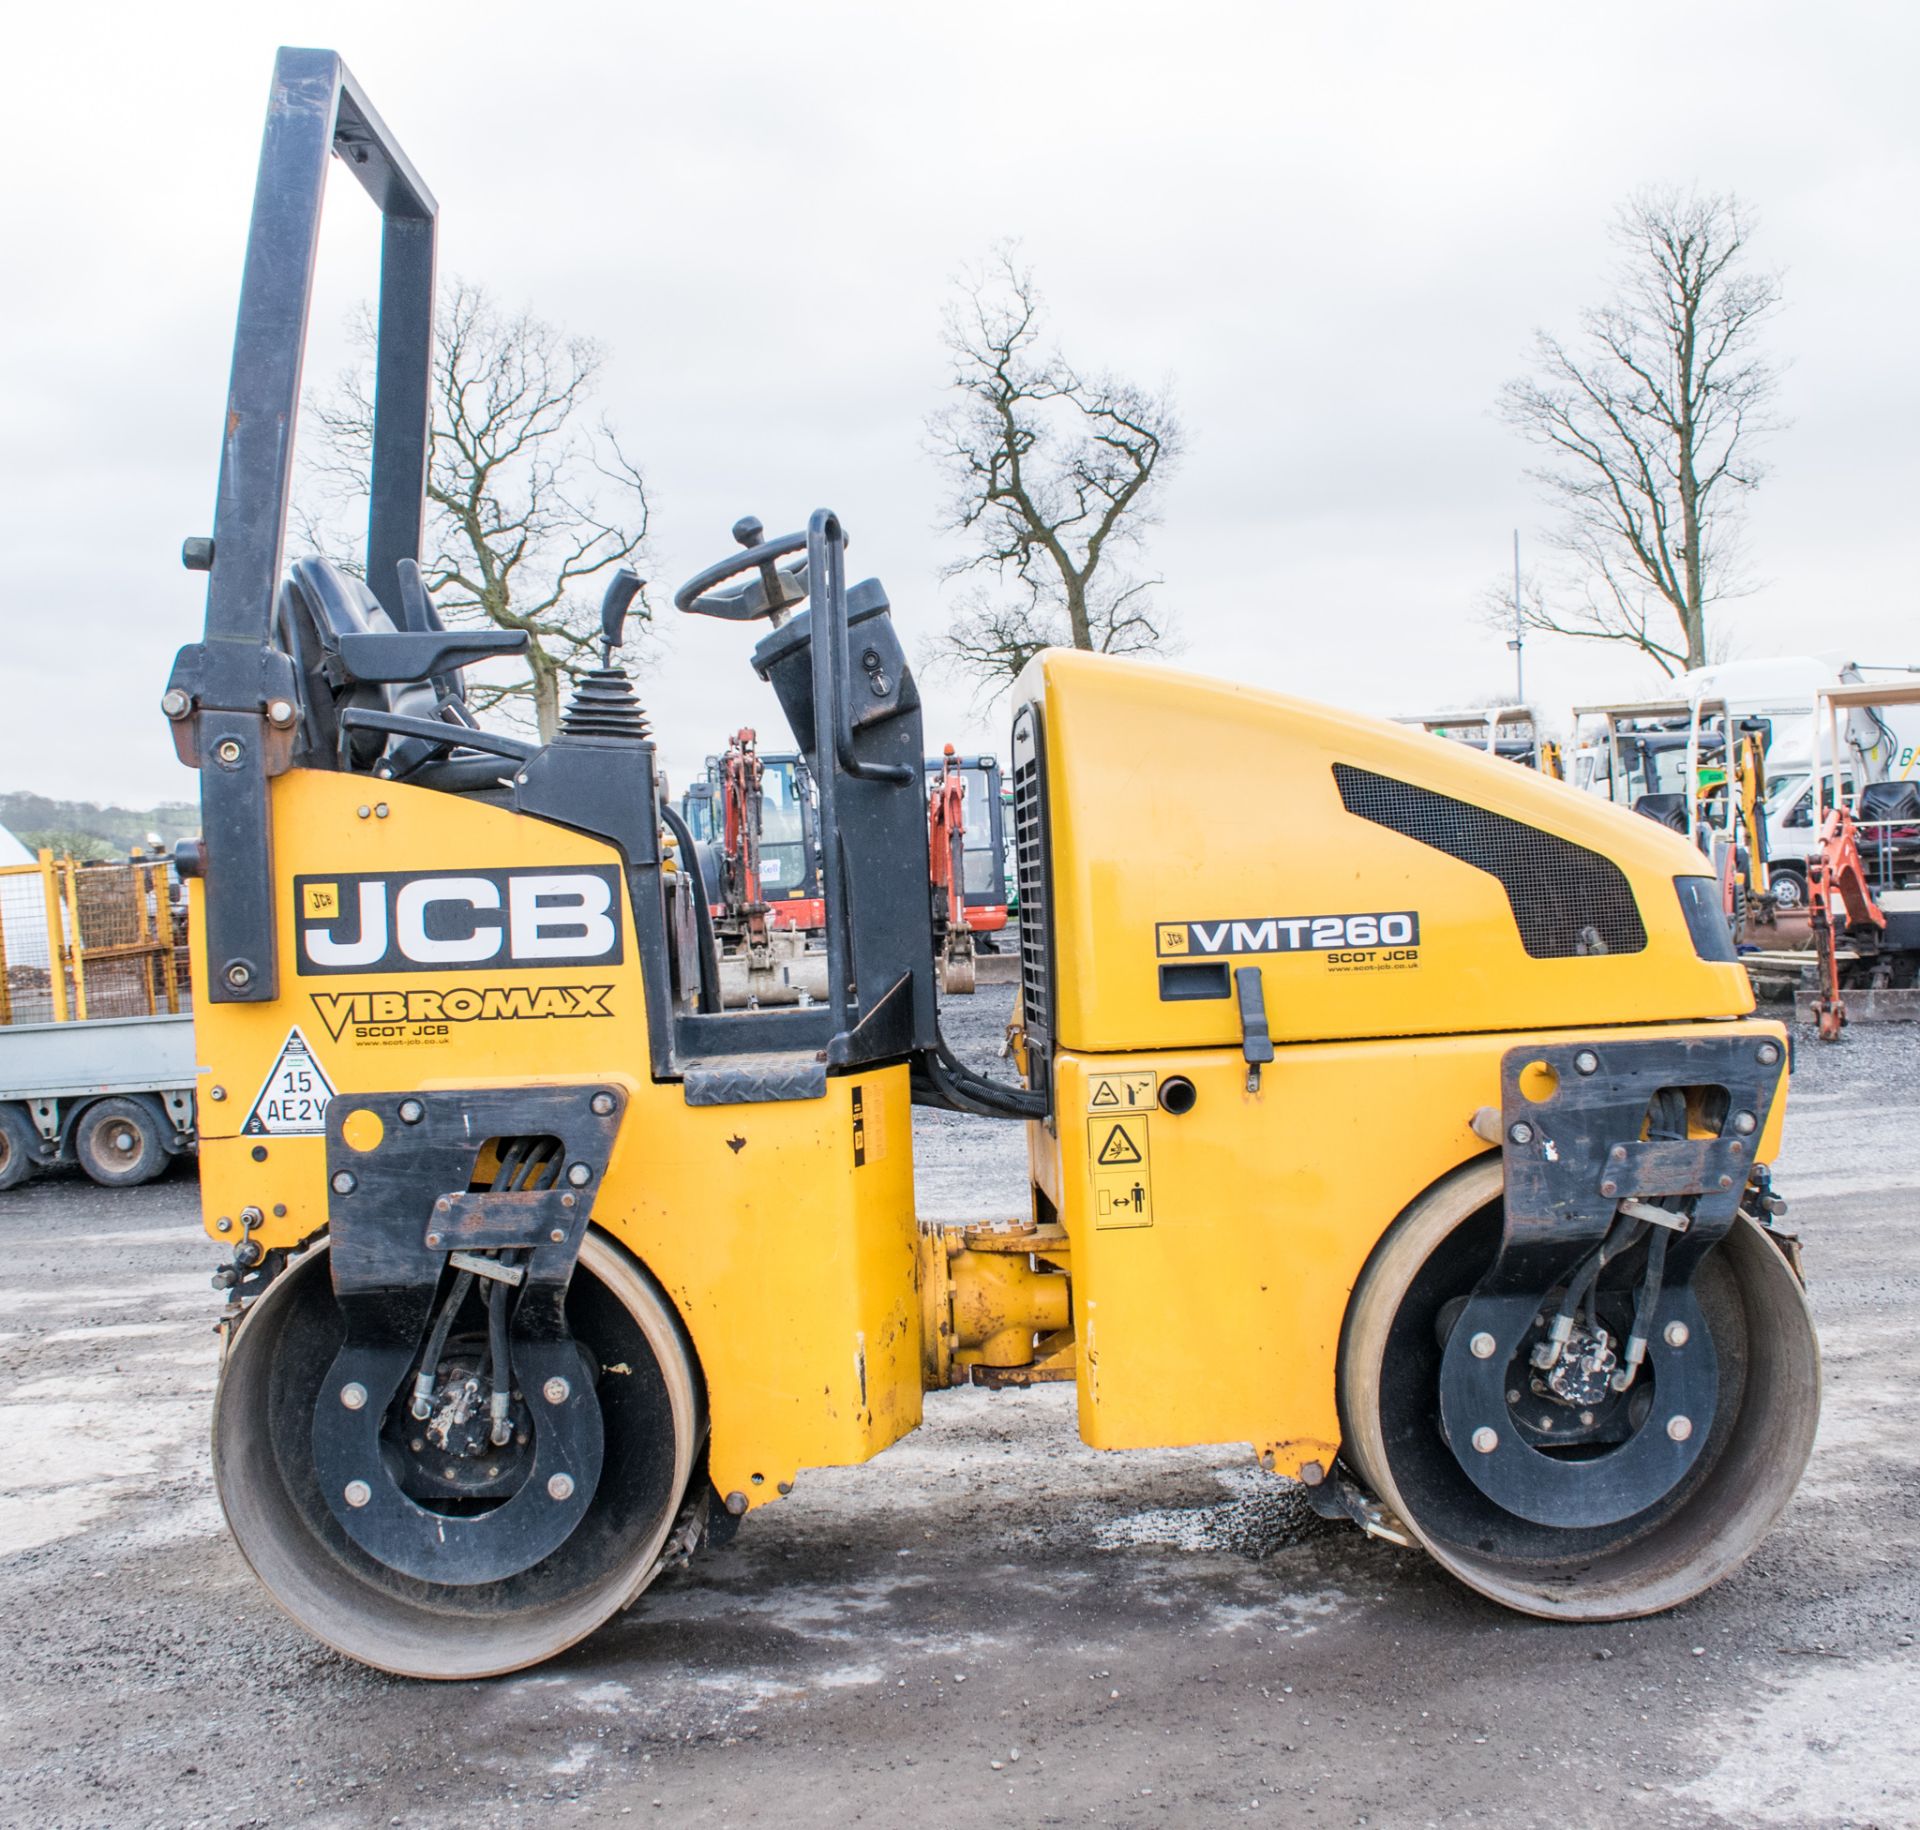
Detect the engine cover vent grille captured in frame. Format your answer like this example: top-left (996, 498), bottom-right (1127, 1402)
top-left (1010, 703), bottom-right (1051, 1053)
top-left (1333, 763), bottom-right (1647, 959)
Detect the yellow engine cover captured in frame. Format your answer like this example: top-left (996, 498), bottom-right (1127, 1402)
top-left (1023, 649), bottom-right (1752, 1051)
top-left (1012, 650), bottom-right (1781, 1471)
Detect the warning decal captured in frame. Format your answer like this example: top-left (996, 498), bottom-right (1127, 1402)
top-left (243, 1027), bottom-right (337, 1136)
top-left (1096, 1122), bottom-right (1143, 1165)
top-left (1087, 1114), bottom-right (1152, 1229)
top-left (1088, 1071), bottom-right (1156, 1113)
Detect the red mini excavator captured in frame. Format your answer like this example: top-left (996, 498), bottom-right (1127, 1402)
top-left (928, 745), bottom-right (975, 994)
top-left (1807, 798), bottom-right (1888, 1041)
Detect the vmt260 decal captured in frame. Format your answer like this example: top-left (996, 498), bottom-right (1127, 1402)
top-left (1156, 912), bottom-right (1420, 956)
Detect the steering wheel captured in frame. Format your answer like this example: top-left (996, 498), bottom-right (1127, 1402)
top-left (673, 517), bottom-right (817, 622)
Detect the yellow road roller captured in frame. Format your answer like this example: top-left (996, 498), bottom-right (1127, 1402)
top-left (168, 49), bottom-right (1819, 1678)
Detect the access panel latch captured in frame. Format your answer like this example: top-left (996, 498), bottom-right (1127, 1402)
top-left (1234, 966), bottom-right (1274, 1092)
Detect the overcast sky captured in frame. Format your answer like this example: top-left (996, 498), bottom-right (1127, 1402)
top-left (2, 1), bottom-right (1915, 807)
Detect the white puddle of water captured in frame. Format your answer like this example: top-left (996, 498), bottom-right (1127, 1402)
top-left (0, 1275), bottom-right (210, 1315)
top-left (1678, 1654), bottom-right (1920, 1823)
top-left (0, 1485), bottom-right (119, 1557)
top-left (42, 1322), bottom-right (198, 1345)
top-left (0, 1394), bottom-right (206, 1528)
top-left (1781, 1172), bottom-right (1919, 1201)
top-left (63, 1227), bottom-right (209, 1248)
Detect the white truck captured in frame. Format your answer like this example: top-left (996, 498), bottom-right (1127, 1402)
top-left (1573, 654), bottom-right (1920, 910)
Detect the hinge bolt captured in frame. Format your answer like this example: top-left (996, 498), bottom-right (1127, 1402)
top-left (591, 1092), bottom-right (616, 1116)
top-left (331, 1171), bottom-right (356, 1195)
top-left (1732, 1111), bottom-right (1757, 1135)
top-left (1574, 1050), bottom-right (1599, 1075)
top-left (1508, 1122), bottom-right (1533, 1145)
top-left (160, 689), bottom-right (191, 720)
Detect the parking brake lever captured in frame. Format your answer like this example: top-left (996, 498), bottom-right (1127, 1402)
top-left (1235, 966), bottom-right (1274, 1092)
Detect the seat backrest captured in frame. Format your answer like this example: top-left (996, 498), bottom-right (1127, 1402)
top-left (1857, 780), bottom-right (1920, 824)
top-left (279, 557), bottom-right (444, 771)
top-left (1632, 792), bottom-right (1689, 833)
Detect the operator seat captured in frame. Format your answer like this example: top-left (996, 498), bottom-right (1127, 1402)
top-left (1855, 780), bottom-right (1920, 826)
top-left (1631, 793), bottom-right (1689, 833)
top-left (276, 556), bottom-right (530, 784)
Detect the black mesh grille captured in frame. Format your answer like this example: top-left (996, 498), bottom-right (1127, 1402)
top-left (1011, 705), bottom-right (1050, 1040)
top-left (1333, 763), bottom-right (1646, 958)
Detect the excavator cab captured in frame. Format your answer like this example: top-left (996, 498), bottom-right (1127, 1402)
top-left (176, 50), bottom-right (1822, 1679)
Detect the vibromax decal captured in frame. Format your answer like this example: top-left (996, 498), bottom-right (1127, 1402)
top-left (1157, 912), bottom-right (1420, 956)
top-left (310, 984), bottom-right (615, 1043)
top-left (295, 866), bottom-right (623, 976)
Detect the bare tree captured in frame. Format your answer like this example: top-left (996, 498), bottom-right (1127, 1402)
top-left (1497, 188), bottom-right (1782, 676)
top-left (300, 280), bottom-right (653, 740)
top-left (928, 246), bottom-right (1182, 694)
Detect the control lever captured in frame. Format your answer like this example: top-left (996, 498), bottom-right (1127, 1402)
top-left (600, 568), bottom-right (644, 666)
top-left (1235, 966), bottom-right (1274, 1092)
top-left (395, 556), bottom-right (435, 632)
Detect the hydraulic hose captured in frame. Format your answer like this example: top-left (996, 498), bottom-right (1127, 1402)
top-left (409, 1268), bottom-right (475, 1420)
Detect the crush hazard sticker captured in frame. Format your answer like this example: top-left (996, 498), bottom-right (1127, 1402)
top-left (1088, 1114), bottom-right (1152, 1229)
top-left (243, 1027), bottom-right (337, 1135)
top-left (1157, 912), bottom-right (1419, 957)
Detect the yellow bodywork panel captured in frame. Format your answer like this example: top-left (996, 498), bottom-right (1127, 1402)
top-left (191, 768), bottom-right (922, 1507)
top-left (1049, 1016), bottom-right (1788, 1474)
top-left (1027, 650), bottom-right (1753, 1053)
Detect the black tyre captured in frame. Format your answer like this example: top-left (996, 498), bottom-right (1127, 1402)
top-left (72, 1097), bottom-right (168, 1187)
top-left (0, 1103), bottom-right (39, 1192)
top-left (1769, 864), bottom-right (1807, 913)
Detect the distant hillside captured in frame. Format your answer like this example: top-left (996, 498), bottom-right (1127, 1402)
top-left (0, 793), bottom-right (197, 863)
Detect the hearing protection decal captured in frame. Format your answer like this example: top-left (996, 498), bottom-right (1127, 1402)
top-left (243, 1026), bottom-right (337, 1135)
top-left (295, 866), bottom-right (624, 976)
top-left (1089, 1114), bottom-right (1153, 1229)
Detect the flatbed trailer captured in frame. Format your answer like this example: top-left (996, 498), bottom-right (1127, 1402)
top-left (0, 1012), bottom-right (197, 1187)
top-left (0, 850), bottom-right (197, 1188)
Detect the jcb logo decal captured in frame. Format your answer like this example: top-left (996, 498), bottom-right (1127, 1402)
top-left (310, 984), bottom-right (615, 1042)
top-left (1157, 911), bottom-right (1420, 956)
top-left (295, 867), bottom-right (623, 976)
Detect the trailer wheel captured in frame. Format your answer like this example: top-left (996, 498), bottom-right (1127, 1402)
top-left (0, 1104), bottom-right (39, 1191)
top-left (73, 1098), bottom-right (168, 1187)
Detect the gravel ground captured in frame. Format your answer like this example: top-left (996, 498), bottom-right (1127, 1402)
top-left (2, 987), bottom-right (1917, 1830)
